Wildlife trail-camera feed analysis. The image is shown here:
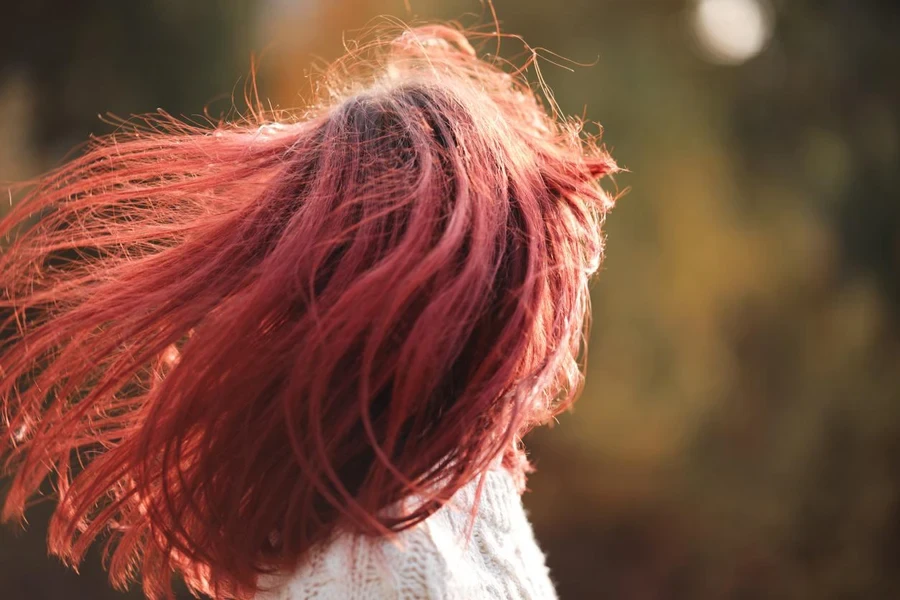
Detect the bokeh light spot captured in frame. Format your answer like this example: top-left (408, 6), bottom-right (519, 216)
top-left (692, 0), bottom-right (774, 65)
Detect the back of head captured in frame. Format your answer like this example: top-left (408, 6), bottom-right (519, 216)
top-left (0, 24), bottom-right (616, 599)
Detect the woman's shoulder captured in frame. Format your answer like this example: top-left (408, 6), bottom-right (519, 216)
top-left (256, 468), bottom-right (558, 600)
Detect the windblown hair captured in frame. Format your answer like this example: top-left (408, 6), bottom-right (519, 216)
top-left (0, 25), bottom-right (615, 599)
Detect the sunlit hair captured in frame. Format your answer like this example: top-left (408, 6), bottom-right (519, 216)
top-left (0, 24), bottom-right (616, 599)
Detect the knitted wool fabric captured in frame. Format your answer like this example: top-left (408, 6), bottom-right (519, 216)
top-left (255, 467), bottom-right (558, 599)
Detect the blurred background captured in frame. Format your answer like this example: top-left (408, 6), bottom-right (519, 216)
top-left (1, 0), bottom-right (898, 598)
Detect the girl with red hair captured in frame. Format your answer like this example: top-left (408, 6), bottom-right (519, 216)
top-left (0, 25), bottom-right (616, 599)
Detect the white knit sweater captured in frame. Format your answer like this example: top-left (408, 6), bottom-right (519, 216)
top-left (255, 467), bottom-right (558, 599)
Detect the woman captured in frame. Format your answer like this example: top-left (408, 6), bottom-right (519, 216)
top-left (0, 25), bottom-right (616, 599)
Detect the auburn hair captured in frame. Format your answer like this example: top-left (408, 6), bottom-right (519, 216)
top-left (0, 24), bottom-right (616, 599)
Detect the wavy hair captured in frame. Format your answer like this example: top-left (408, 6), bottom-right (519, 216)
top-left (0, 24), bottom-right (616, 599)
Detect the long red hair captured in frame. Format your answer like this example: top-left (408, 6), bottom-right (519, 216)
top-left (0, 25), bottom-right (616, 599)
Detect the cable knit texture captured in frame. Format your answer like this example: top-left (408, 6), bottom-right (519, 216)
top-left (255, 468), bottom-right (558, 599)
